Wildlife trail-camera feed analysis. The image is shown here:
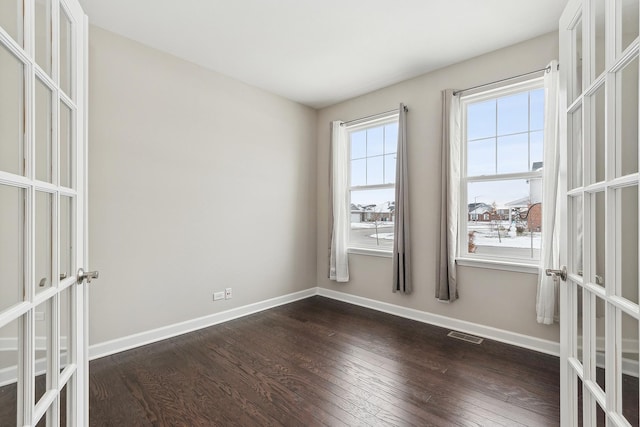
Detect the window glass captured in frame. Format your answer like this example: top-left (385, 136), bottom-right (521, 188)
top-left (463, 82), bottom-right (544, 262)
top-left (351, 130), bottom-right (366, 159)
top-left (367, 156), bottom-right (384, 185)
top-left (467, 138), bottom-right (496, 176)
top-left (467, 100), bottom-right (496, 140)
top-left (350, 188), bottom-right (395, 251)
top-left (497, 92), bottom-right (529, 135)
top-left (384, 123), bottom-right (398, 154)
top-left (367, 127), bottom-right (384, 156)
top-left (467, 179), bottom-right (542, 260)
top-left (529, 89), bottom-right (545, 131)
top-left (497, 134), bottom-right (528, 174)
top-left (348, 118), bottom-right (398, 251)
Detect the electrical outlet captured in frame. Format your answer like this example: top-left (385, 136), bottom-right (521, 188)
top-left (225, 288), bottom-right (232, 299)
top-left (213, 291), bottom-right (224, 301)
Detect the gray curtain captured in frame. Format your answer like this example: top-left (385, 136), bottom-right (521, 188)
top-left (392, 104), bottom-right (411, 294)
top-left (437, 90), bottom-right (459, 302)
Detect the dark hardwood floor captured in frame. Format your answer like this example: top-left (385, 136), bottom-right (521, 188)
top-left (2, 296), bottom-right (638, 425)
top-left (88, 297), bottom-right (562, 426)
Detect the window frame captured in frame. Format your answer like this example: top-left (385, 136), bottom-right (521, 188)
top-left (458, 78), bottom-right (545, 268)
top-left (345, 112), bottom-right (399, 256)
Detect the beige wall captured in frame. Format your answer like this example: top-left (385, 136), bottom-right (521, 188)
top-left (88, 27), bottom-right (317, 345)
top-left (316, 32), bottom-right (561, 343)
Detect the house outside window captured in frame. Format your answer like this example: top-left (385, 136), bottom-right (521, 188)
top-left (347, 114), bottom-right (399, 253)
top-left (460, 79), bottom-right (544, 263)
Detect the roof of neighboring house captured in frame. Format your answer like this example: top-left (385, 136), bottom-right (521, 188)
top-left (468, 206), bottom-right (491, 215)
top-left (467, 202), bottom-right (491, 213)
top-left (505, 196), bottom-right (532, 207)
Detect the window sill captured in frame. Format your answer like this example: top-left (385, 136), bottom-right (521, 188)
top-left (348, 247), bottom-right (393, 258)
top-left (456, 257), bottom-right (539, 275)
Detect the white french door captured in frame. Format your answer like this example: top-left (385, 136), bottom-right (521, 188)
top-left (560, 0), bottom-right (640, 425)
top-left (0, 0), bottom-right (88, 426)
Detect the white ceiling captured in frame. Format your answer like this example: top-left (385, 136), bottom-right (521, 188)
top-left (78, 0), bottom-right (568, 109)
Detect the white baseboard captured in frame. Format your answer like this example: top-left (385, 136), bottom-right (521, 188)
top-left (89, 287), bottom-right (317, 360)
top-left (89, 285), bottom-right (559, 361)
top-left (0, 287), bottom-right (632, 385)
top-left (317, 288), bottom-right (561, 357)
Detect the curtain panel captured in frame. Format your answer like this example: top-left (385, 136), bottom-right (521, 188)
top-left (392, 104), bottom-right (411, 294)
top-left (437, 90), bottom-right (460, 302)
top-left (536, 60), bottom-right (561, 324)
top-left (329, 121), bottom-right (350, 282)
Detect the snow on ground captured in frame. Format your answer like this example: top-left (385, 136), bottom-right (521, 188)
top-left (351, 222), bottom-right (394, 229)
top-left (472, 230), bottom-right (541, 249)
top-left (353, 222), bottom-right (541, 248)
top-left (367, 232), bottom-right (394, 240)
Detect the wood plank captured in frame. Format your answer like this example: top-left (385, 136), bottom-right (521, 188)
top-left (0, 296), bottom-right (596, 426)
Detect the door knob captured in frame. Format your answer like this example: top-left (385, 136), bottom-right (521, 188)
top-left (77, 268), bottom-right (99, 284)
top-left (545, 266), bottom-right (567, 281)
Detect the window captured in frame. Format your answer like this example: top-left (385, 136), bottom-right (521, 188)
top-left (460, 79), bottom-right (544, 263)
top-left (347, 115), bottom-right (398, 252)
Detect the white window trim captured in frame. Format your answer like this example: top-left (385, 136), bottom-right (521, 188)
top-left (456, 257), bottom-right (539, 274)
top-left (346, 112), bottom-right (399, 254)
top-left (457, 78), bottom-right (544, 269)
top-left (347, 247), bottom-right (393, 258)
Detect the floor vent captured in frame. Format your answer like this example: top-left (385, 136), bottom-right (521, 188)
top-left (447, 331), bottom-right (484, 345)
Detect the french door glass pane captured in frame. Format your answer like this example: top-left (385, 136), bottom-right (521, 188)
top-left (60, 195), bottom-right (73, 280)
top-left (570, 106), bottom-right (584, 190)
top-left (35, 191), bottom-right (53, 295)
top-left (0, 0), bottom-right (22, 45)
top-left (0, 318), bottom-right (20, 426)
top-left (619, 0), bottom-right (640, 54)
top-left (35, 0), bottom-right (52, 76)
top-left (571, 18), bottom-right (584, 104)
top-left (34, 298), bottom-right (52, 406)
top-left (594, 0), bottom-right (607, 79)
top-left (60, 101), bottom-right (73, 188)
top-left (35, 77), bottom-right (53, 183)
top-left (0, 44), bottom-right (25, 176)
top-left (595, 297), bottom-right (607, 393)
top-left (575, 284), bottom-right (584, 363)
top-left (35, 406), bottom-right (52, 427)
top-left (571, 195), bottom-right (584, 275)
top-left (596, 401), bottom-right (606, 425)
top-left (592, 85), bottom-right (606, 184)
top-left (618, 185), bottom-right (638, 303)
top-left (0, 185), bottom-right (25, 312)
top-left (60, 286), bottom-right (72, 372)
top-left (577, 376), bottom-right (584, 425)
top-left (60, 380), bottom-right (70, 426)
top-left (593, 192), bottom-right (606, 287)
top-left (616, 56), bottom-right (638, 177)
top-left (621, 310), bottom-right (640, 426)
top-left (60, 6), bottom-right (72, 97)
